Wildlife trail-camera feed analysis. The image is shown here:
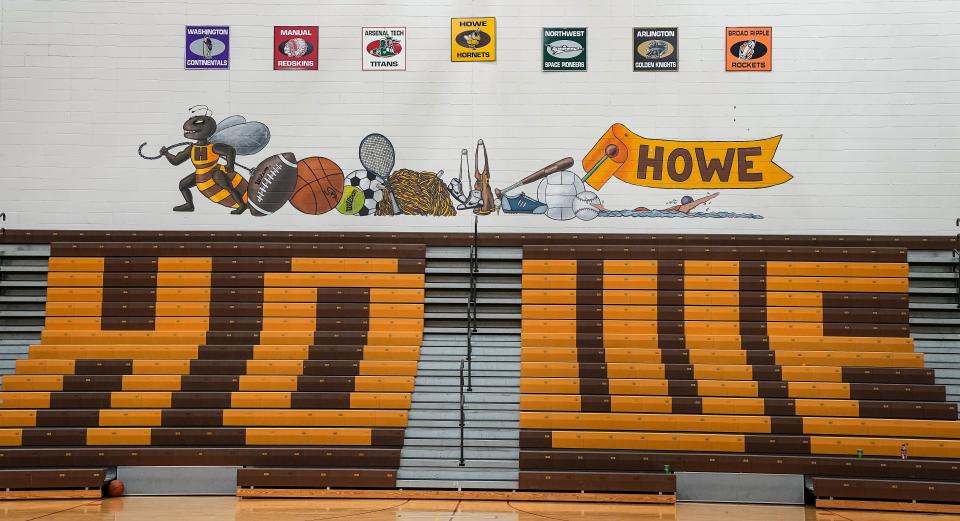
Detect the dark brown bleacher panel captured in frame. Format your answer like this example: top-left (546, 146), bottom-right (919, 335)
top-left (10, 427), bottom-right (407, 448)
top-left (575, 262), bottom-right (609, 409)
top-left (101, 257), bottom-right (157, 331)
top-left (4, 229), bottom-right (956, 250)
top-left (814, 477), bottom-right (960, 503)
top-left (0, 448), bottom-right (400, 468)
top-left (520, 451), bottom-right (960, 481)
top-left (523, 245), bottom-right (909, 262)
top-left (0, 468), bottom-right (104, 490)
top-left (823, 292), bottom-right (909, 308)
top-left (520, 471), bottom-right (676, 494)
top-left (6, 391), bottom-right (410, 410)
top-left (237, 468), bottom-right (397, 489)
top-left (0, 468), bottom-right (106, 498)
top-left (50, 242), bottom-right (426, 258)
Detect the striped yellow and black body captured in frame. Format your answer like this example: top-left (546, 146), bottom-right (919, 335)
top-left (191, 144), bottom-right (249, 209)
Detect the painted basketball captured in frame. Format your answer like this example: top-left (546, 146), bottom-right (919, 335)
top-left (106, 479), bottom-right (124, 497)
top-left (291, 157), bottom-right (344, 215)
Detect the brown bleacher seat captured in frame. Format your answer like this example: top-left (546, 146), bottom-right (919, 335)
top-left (520, 471), bottom-right (675, 494)
top-left (814, 477), bottom-right (960, 513)
top-left (237, 468), bottom-right (397, 489)
top-left (517, 245), bottom-right (960, 493)
top-left (0, 241), bottom-right (427, 491)
top-left (0, 468), bottom-right (105, 499)
top-left (2, 233), bottom-right (958, 502)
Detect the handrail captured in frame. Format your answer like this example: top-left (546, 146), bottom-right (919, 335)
top-left (954, 219), bottom-right (960, 308)
top-left (470, 215), bottom-right (479, 333)
top-left (458, 358), bottom-right (466, 467)
top-left (466, 248), bottom-right (474, 392)
top-left (465, 215), bottom-right (478, 391)
top-left (473, 214), bottom-right (479, 273)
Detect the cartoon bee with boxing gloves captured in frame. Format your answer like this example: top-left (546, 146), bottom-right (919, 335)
top-left (138, 105), bottom-right (270, 214)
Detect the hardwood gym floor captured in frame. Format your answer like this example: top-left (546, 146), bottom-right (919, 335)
top-left (1, 497), bottom-right (959, 521)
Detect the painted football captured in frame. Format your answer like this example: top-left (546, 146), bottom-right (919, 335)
top-left (247, 152), bottom-right (298, 216)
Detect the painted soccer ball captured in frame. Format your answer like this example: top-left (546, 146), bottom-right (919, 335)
top-left (536, 171), bottom-right (586, 221)
top-left (344, 169), bottom-right (384, 216)
top-left (573, 191), bottom-right (601, 221)
top-left (283, 38), bottom-right (309, 58)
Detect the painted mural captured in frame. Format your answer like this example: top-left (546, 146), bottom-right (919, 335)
top-left (138, 108), bottom-right (792, 221)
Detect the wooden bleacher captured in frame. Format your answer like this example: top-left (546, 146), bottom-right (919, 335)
top-left (814, 476), bottom-right (960, 513)
top-left (518, 244), bottom-right (959, 499)
top-left (0, 468), bottom-right (105, 499)
top-left (0, 241), bottom-right (426, 494)
top-left (0, 231), bottom-right (957, 507)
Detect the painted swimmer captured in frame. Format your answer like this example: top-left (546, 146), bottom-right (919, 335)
top-left (593, 192), bottom-right (719, 214)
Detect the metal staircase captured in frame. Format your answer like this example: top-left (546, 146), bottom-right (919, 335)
top-left (397, 238), bottom-right (522, 490)
top-left (0, 243), bottom-right (49, 382)
top-left (908, 250), bottom-right (960, 403)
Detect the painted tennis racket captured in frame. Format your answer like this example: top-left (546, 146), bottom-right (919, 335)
top-left (358, 133), bottom-right (402, 215)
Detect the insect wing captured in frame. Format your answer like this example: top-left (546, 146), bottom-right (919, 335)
top-left (210, 121), bottom-right (271, 156)
top-left (216, 115), bottom-right (247, 132)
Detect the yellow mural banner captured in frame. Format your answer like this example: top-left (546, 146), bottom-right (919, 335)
top-left (582, 123), bottom-right (792, 190)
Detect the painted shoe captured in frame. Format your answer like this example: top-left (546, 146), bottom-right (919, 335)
top-left (501, 192), bottom-right (547, 214)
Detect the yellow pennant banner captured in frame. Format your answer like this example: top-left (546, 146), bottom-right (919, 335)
top-left (582, 123), bottom-right (792, 190)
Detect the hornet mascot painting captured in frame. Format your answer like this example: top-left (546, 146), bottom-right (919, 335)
top-left (138, 105), bottom-right (270, 214)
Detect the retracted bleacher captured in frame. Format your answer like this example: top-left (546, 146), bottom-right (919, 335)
top-left (0, 232), bottom-right (958, 509)
top-left (518, 244), bottom-right (960, 505)
top-left (0, 241), bottom-right (426, 495)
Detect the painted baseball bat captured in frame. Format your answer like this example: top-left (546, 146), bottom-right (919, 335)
top-left (495, 157), bottom-right (575, 198)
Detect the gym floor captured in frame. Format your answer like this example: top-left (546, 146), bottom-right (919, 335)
top-left (0, 498), bottom-right (957, 521)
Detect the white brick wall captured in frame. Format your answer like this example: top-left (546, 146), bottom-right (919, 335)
top-left (1, 0), bottom-right (958, 235)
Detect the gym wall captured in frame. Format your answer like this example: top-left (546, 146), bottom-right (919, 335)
top-left (0, 0), bottom-right (956, 235)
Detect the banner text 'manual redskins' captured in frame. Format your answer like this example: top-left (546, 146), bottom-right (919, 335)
top-left (582, 123), bottom-right (792, 190)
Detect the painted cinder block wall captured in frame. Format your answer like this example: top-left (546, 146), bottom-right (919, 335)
top-left (0, 0), bottom-right (957, 235)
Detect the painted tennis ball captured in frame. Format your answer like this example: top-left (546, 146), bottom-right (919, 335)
top-left (337, 185), bottom-right (365, 215)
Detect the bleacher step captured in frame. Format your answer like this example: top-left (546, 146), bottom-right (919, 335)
top-left (404, 402), bottom-right (519, 411)
top-left (409, 410), bottom-right (518, 421)
top-left (398, 248), bottom-right (521, 489)
top-left (398, 459), bottom-right (518, 469)
top-left (396, 479), bottom-right (518, 490)
top-left (401, 447), bottom-right (519, 459)
top-left (398, 468), bottom-right (518, 481)
top-left (405, 419), bottom-right (520, 429)
top-left (425, 297), bottom-right (521, 305)
top-left (424, 327), bottom-right (521, 335)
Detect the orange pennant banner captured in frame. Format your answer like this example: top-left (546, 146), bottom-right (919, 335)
top-left (582, 123), bottom-right (792, 190)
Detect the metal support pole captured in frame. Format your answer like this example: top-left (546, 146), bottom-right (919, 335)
top-left (471, 215), bottom-right (479, 333)
top-left (465, 215), bottom-right (477, 392)
top-left (459, 359), bottom-right (466, 467)
top-left (467, 354), bottom-right (473, 392)
top-left (954, 219), bottom-right (960, 309)
top-left (472, 215), bottom-right (479, 273)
